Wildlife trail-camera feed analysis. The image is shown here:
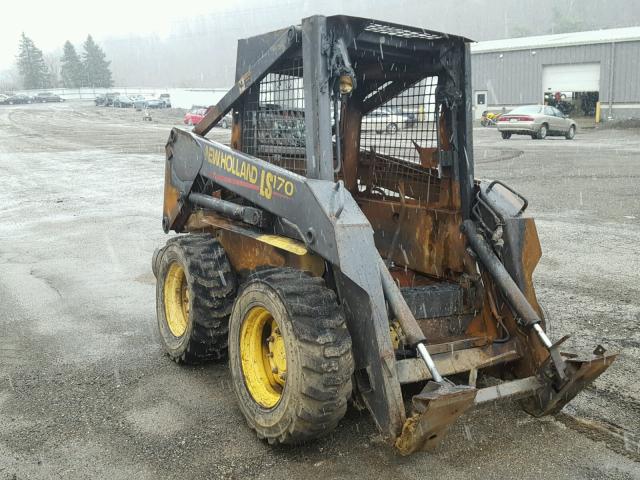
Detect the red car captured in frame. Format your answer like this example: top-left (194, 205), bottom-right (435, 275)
top-left (183, 106), bottom-right (208, 126)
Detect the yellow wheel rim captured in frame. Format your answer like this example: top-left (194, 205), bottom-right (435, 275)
top-left (163, 262), bottom-right (189, 337)
top-left (240, 306), bottom-right (287, 408)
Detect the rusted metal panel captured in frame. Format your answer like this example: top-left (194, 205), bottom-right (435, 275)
top-left (521, 348), bottom-right (618, 417)
top-left (396, 381), bottom-right (476, 455)
top-left (359, 197), bottom-right (468, 277)
top-left (396, 341), bottom-right (519, 384)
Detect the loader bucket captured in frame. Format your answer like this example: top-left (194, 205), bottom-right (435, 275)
top-left (395, 382), bottom-right (477, 455)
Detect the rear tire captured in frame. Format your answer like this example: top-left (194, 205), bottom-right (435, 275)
top-left (386, 123), bottom-right (398, 134)
top-left (228, 268), bottom-right (354, 445)
top-left (501, 131), bottom-right (511, 140)
top-left (536, 124), bottom-right (548, 140)
top-left (155, 234), bottom-right (236, 364)
top-left (565, 125), bottom-right (576, 140)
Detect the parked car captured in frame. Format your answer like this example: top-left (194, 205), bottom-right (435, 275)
top-left (113, 95), bottom-right (135, 108)
top-left (145, 98), bottom-right (167, 109)
top-left (129, 95), bottom-right (147, 109)
top-left (95, 92), bottom-right (120, 106)
top-left (106, 93), bottom-right (121, 106)
top-left (3, 94), bottom-right (33, 105)
top-left (361, 107), bottom-right (406, 134)
top-left (183, 106), bottom-right (207, 125)
top-left (34, 92), bottom-right (64, 103)
top-left (393, 106), bottom-right (418, 129)
top-left (219, 112), bottom-right (232, 128)
top-left (159, 93), bottom-right (171, 108)
top-left (0, 94), bottom-right (10, 104)
top-left (497, 105), bottom-right (576, 140)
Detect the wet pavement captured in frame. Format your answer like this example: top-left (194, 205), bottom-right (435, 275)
top-left (0, 102), bottom-right (638, 479)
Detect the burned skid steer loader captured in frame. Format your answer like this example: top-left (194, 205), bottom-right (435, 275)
top-left (152, 16), bottom-right (616, 454)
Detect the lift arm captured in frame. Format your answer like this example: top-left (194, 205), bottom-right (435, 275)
top-left (193, 25), bottom-right (301, 137)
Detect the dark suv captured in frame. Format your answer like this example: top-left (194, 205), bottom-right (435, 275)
top-left (95, 92), bottom-right (120, 106)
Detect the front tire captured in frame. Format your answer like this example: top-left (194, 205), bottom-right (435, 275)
top-left (155, 234), bottom-right (236, 363)
top-left (501, 131), bottom-right (511, 139)
top-left (228, 268), bottom-right (354, 445)
top-left (565, 125), bottom-right (576, 140)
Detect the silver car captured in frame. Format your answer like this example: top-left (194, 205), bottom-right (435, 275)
top-left (361, 107), bottom-right (407, 134)
top-left (497, 105), bottom-right (576, 140)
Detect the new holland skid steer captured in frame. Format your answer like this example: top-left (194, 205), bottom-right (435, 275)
top-left (152, 15), bottom-right (616, 454)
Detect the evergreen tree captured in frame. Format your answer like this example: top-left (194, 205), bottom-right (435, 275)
top-left (16, 33), bottom-right (50, 89)
top-left (60, 41), bottom-right (83, 88)
top-left (82, 35), bottom-right (113, 88)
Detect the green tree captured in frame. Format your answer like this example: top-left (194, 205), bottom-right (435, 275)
top-left (16, 33), bottom-right (50, 89)
top-left (82, 35), bottom-right (113, 88)
top-left (60, 41), bottom-right (83, 88)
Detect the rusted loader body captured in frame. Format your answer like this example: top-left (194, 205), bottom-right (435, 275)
top-left (153, 15), bottom-right (616, 454)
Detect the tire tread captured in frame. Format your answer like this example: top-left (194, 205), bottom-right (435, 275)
top-left (238, 268), bottom-right (354, 445)
top-left (158, 234), bottom-right (236, 364)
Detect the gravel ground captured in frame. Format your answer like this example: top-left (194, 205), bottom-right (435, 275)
top-left (0, 102), bottom-right (638, 479)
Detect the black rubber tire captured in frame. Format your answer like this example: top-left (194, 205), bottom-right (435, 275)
top-left (537, 124), bottom-right (548, 140)
top-left (228, 268), bottom-right (354, 445)
top-left (501, 131), bottom-right (511, 139)
top-left (155, 234), bottom-right (236, 364)
top-left (565, 125), bottom-right (576, 140)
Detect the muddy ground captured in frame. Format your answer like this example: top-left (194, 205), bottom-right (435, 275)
top-left (0, 102), bottom-right (639, 479)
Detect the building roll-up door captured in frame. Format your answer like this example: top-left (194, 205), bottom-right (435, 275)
top-left (542, 63), bottom-right (600, 93)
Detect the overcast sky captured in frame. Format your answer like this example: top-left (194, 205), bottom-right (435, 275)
top-left (0, 0), bottom-right (240, 70)
top-left (3, 0), bottom-right (639, 88)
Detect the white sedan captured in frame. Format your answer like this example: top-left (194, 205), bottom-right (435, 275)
top-left (497, 105), bottom-right (577, 140)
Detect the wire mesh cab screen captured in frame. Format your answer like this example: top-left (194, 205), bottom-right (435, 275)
top-left (358, 76), bottom-right (440, 202)
top-left (241, 59), bottom-right (306, 176)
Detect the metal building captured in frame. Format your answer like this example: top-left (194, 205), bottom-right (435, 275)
top-left (471, 27), bottom-right (640, 122)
